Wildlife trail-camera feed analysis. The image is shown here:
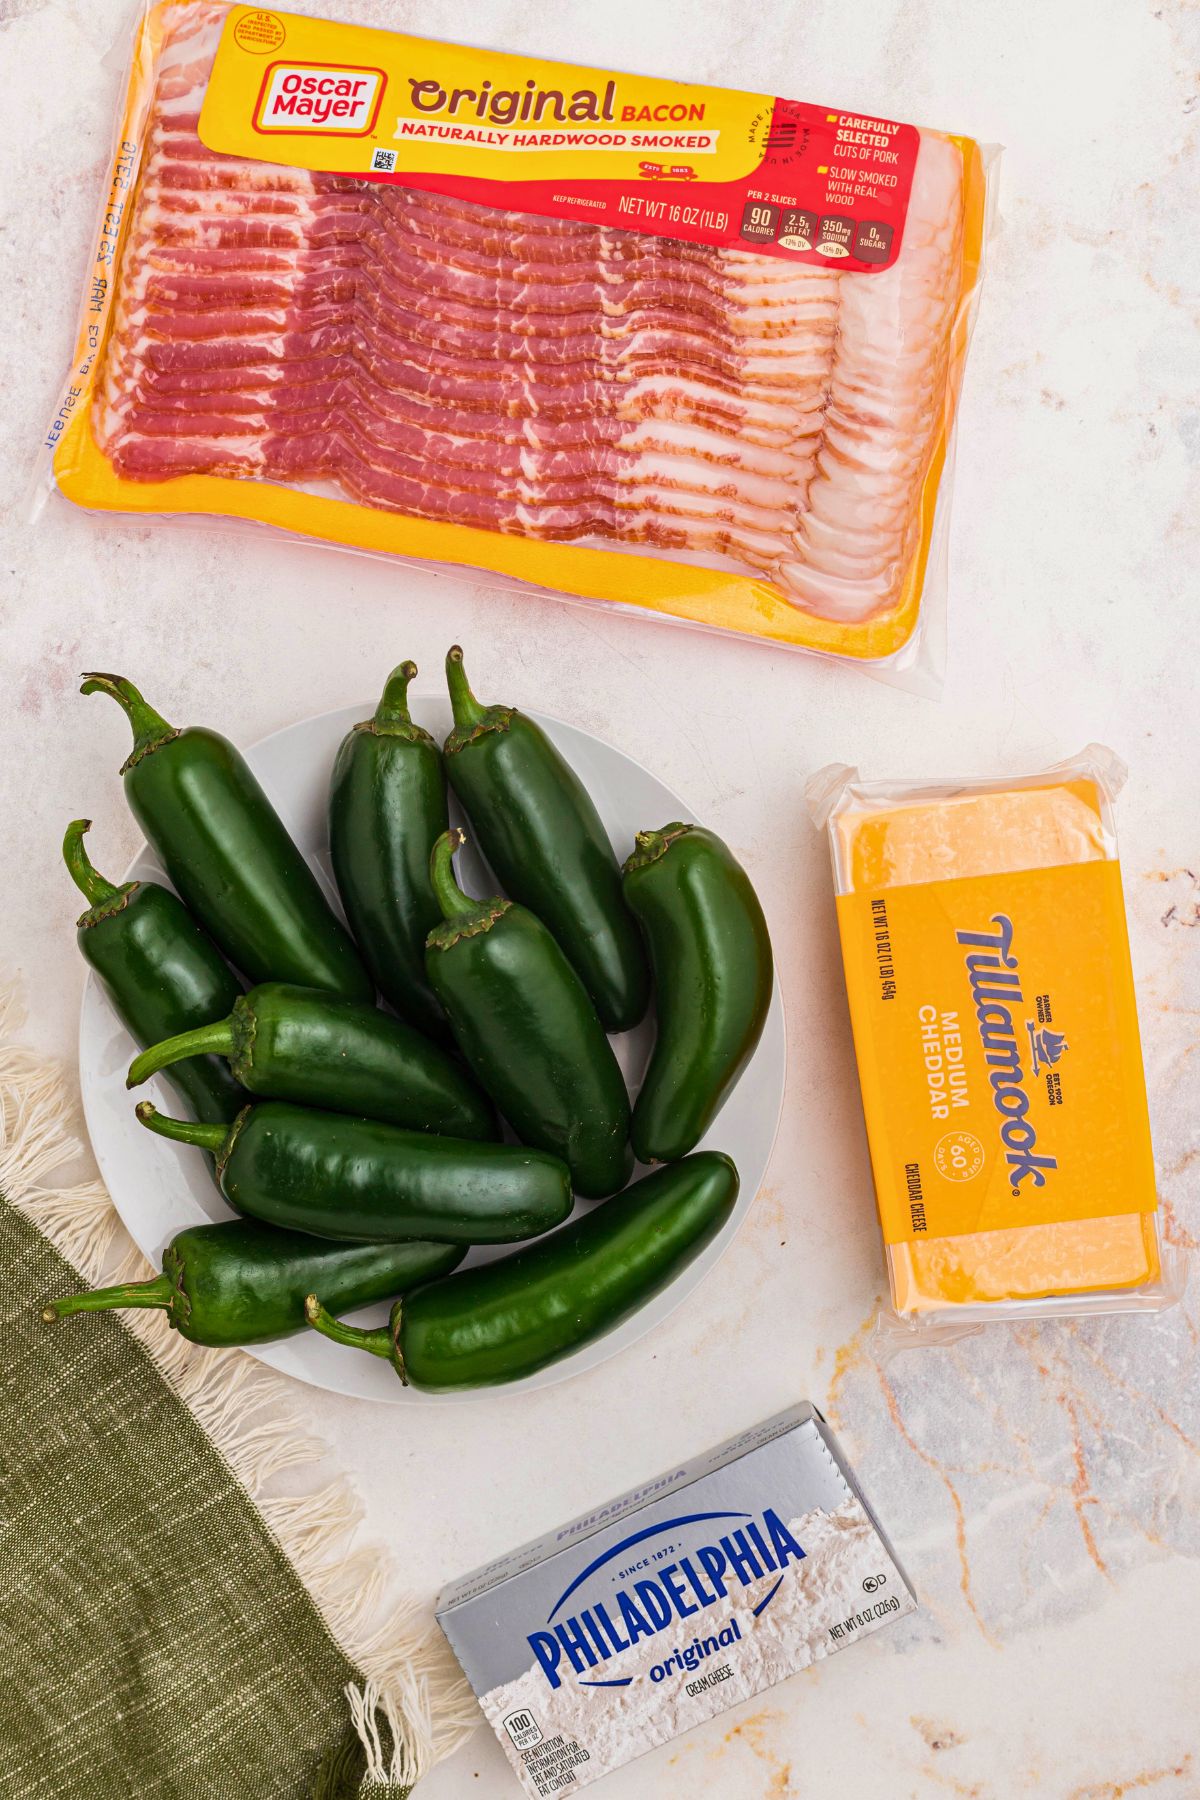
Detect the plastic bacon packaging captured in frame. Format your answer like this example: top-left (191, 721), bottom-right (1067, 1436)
top-left (40, 2), bottom-right (995, 684)
top-left (811, 747), bottom-right (1182, 1342)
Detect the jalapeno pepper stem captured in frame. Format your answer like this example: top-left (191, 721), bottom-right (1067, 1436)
top-left (80, 671), bottom-right (175, 761)
top-left (444, 645), bottom-right (487, 731)
top-left (135, 1099), bottom-right (229, 1153)
top-left (429, 828), bottom-right (477, 920)
top-left (126, 1019), bottom-right (237, 1089)
top-left (62, 819), bottom-right (122, 906)
top-left (623, 822), bottom-right (692, 875)
top-left (43, 1272), bottom-right (174, 1323)
top-left (373, 660), bottom-right (419, 730)
top-left (304, 1294), bottom-right (392, 1360)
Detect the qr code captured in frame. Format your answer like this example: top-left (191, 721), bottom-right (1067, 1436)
top-left (370, 148), bottom-right (397, 173)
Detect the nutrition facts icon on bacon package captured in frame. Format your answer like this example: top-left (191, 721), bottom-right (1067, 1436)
top-left (739, 199), bottom-right (780, 244)
top-left (855, 221), bottom-right (895, 264)
top-left (776, 206), bottom-right (817, 251)
top-left (815, 214), bottom-right (855, 257)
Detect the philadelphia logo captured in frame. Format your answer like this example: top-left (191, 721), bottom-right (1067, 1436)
top-left (955, 914), bottom-right (1058, 1191)
top-left (527, 1509), bottom-right (805, 1691)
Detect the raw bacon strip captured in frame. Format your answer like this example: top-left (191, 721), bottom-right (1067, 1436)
top-left (115, 277), bottom-right (838, 369)
top-left (109, 361), bottom-right (822, 458)
top-left (94, 1), bottom-right (967, 618)
top-left (778, 133), bottom-right (965, 616)
top-left (105, 322), bottom-right (832, 427)
top-left (128, 190), bottom-right (841, 330)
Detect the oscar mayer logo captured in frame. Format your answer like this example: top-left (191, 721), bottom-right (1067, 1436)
top-left (254, 61), bottom-right (386, 135)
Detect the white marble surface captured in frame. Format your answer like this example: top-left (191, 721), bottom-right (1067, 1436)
top-left (2, 0), bottom-right (1199, 1795)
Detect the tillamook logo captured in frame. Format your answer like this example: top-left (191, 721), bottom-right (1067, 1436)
top-left (956, 913), bottom-right (1058, 1193)
top-left (254, 61), bottom-right (386, 134)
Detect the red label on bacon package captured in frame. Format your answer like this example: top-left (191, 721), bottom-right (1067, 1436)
top-left (200, 12), bottom-right (921, 271)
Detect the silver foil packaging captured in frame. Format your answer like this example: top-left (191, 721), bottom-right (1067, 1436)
top-left (437, 1402), bottom-right (917, 1795)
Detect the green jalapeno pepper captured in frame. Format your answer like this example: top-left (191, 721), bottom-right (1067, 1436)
top-left (623, 824), bottom-right (773, 1163)
top-left (442, 646), bottom-right (648, 1033)
top-left (125, 982), bottom-right (497, 1143)
top-left (136, 1100), bottom-right (572, 1245)
top-left (329, 661), bottom-right (451, 1041)
top-left (41, 1220), bottom-right (463, 1348)
top-left (305, 1150), bottom-right (739, 1391)
top-left (81, 672), bottom-right (372, 1002)
top-left (425, 830), bottom-right (632, 1199)
top-left (65, 818), bottom-right (245, 1129)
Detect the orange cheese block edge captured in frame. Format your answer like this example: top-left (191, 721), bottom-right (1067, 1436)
top-left (834, 778), bottom-right (1160, 1313)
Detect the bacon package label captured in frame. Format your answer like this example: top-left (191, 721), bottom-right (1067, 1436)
top-left (43, 2), bottom-right (994, 677)
top-left (196, 14), bottom-right (922, 274)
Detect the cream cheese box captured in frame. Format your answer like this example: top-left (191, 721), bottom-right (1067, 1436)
top-left (437, 1402), bottom-right (917, 1796)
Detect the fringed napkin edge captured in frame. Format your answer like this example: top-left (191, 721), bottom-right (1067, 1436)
top-left (0, 984), bottom-right (480, 1795)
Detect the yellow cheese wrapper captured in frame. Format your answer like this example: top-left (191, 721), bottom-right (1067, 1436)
top-left (830, 776), bottom-right (1160, 1312)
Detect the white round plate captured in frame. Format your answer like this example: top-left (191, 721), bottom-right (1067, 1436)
top-left (79, 697), bottom-right (785, 1404)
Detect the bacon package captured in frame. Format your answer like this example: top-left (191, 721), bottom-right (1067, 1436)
top-left (42, 3), bottom-right (993, 679)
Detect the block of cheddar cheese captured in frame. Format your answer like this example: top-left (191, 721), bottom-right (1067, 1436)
top-left (824, 760), bottom-right (1162, 1319)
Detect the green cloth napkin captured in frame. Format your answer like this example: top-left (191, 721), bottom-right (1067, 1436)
top-left (0, 1011), bottom-right (476, 1799)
